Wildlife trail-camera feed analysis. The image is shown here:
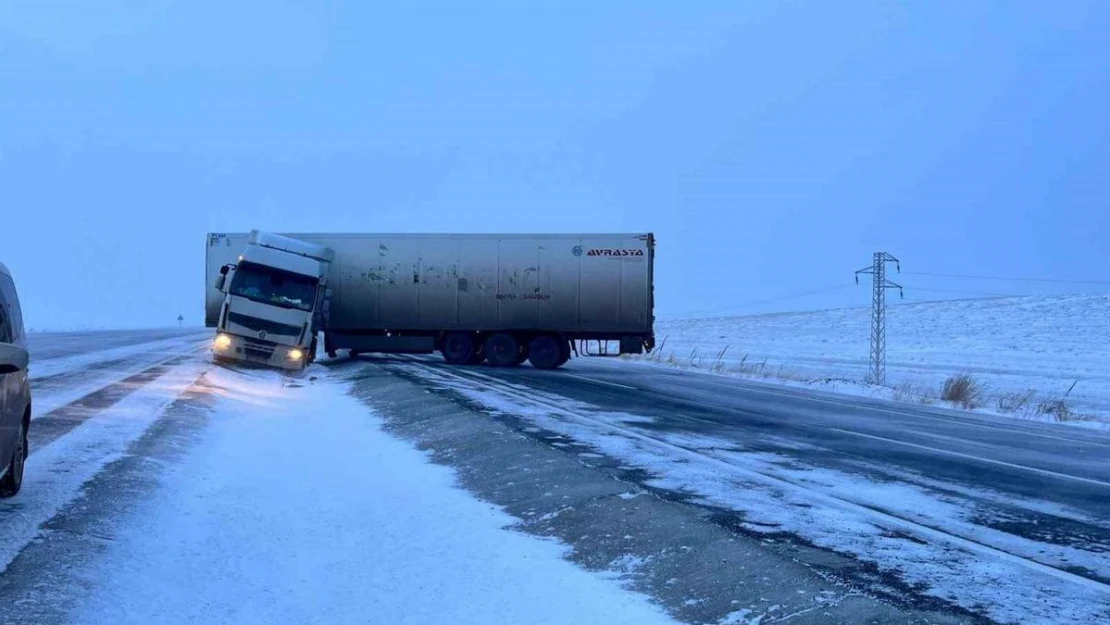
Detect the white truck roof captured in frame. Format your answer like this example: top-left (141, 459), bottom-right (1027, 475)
top-left (248, 230), bottom-right (336, 263)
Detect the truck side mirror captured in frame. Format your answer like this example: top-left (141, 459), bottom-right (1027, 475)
top-left (219, 265), bottom-right (230, 275)
top-left (214, 274), bottom-right (226, 291)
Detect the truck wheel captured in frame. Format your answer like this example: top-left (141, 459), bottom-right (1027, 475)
top-left (528, 335), bottom-right (562, 369)
top-left (442, 332), bottom-right (477, 365)
top-left (556, 339), bottom-right (571, 367)
top-left (485, 333), bottom-right (520, 367)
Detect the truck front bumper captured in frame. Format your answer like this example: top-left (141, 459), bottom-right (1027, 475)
top-left (212, 332), bottom-right (307, 371)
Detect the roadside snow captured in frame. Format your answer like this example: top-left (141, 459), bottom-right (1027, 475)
top-left (65, 366), bottom-right (678, 625)
top-left (637, 295), bottom-right (1110, 427)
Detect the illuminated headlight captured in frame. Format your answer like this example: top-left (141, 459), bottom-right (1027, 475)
top-left (287, 348), bottom-right (304, 361)
top-left (214, 334), bottom-right (232, 349)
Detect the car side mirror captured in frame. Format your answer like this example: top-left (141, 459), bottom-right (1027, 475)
top-left (0, 342), bottom-right (29, 374)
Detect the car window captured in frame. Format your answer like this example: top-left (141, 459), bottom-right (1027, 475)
top-left (0, 273), bottom-right (20, 345)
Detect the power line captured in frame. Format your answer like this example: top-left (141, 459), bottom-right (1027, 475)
top-left (666, 284), bottom-right (855, 318)
top-left (732, 284), bottom-right (855, 309)
top-left (900, 286), bottom-right (1027, 298)
top-left (902, 271), bottom-right (1110, 286)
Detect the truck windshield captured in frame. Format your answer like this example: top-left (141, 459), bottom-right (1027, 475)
top-left (229, 261), bottom-right (318, 312)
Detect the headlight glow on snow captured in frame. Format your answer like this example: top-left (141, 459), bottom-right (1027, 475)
top-left (214, 334), bottom-right (232, 349)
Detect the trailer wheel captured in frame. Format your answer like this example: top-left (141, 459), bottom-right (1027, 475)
top-left (485, 333), bottom-right (520, 367)
top-left (442, 332), bottom-right (477, 365)
top-left (556, 339), bottom-right (571, 367)
top-left (528, 335), bottom-right (562, 369)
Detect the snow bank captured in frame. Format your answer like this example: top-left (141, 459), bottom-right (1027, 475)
top-left (638, 295), bottom-right (1110, 426)
top-left (66, 366), bottom-right (678, 625)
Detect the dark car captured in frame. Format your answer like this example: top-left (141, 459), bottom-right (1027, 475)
top-left (0, 261), bottom-right (30, 497)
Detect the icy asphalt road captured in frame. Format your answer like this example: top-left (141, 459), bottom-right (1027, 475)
top-left (423, 356), bottom-right (1110, 502)
top-left (0, 332), bottom-right (682, 625)
top-left (27, 328), bottom-right (207, 361)
top-left (348, 353), bottom-right (1110, 625)
top-left (3, 329), bottom-right (1108, 625)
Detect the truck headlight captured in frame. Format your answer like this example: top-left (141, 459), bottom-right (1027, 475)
top-left (214, 334), bottom-right (232, 349)
top-left (287, 348), bottom-right (304, 361)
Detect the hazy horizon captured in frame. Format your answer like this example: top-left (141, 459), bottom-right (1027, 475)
top-left (3, 1), bottom-right (1108, 330)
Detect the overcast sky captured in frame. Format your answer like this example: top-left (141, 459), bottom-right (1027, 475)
top-left (2, 1), bottom-right (1108, 329)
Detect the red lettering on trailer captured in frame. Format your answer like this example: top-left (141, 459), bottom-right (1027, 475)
top-left (586, 248), bottom-right (644, 257)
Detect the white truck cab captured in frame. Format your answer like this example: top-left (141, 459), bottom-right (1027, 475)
top-left (212, 231), bottom-right (334, 371)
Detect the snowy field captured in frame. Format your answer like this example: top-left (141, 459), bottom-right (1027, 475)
top-left (643, 295), bottom-right (1110, 426)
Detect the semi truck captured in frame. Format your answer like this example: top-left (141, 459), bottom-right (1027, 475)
top-left (207, 231), bottom-right (334, 370)
top-left (205, 232), bottom-right (655, 370)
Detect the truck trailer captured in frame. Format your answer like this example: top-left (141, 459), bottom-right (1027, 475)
top-left (206, 232), bottom-right (655, 369)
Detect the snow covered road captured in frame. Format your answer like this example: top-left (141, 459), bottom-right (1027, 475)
top-left (0, 332), bottom-right (682, 625)
top-left (4, 329), bottom-right (1108, 624)
top-left (28, 328), bottom-right (209, 362)
top-left (358, 354), bottom-right (1110, 625)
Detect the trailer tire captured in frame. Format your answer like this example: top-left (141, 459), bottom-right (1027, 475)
top-left (485, 333), bottom-right (520, 367)
top-left (556, 339), bottom-right (571, 367)
top-left (442, 332), bottom-right (477, 365)
top-left (528, 335), bottom-right (562, 369)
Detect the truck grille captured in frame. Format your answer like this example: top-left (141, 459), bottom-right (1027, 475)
top-left (228, 312), bottom-right (302, 338)
top-left (243, 337), bottom-right (277, 362)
